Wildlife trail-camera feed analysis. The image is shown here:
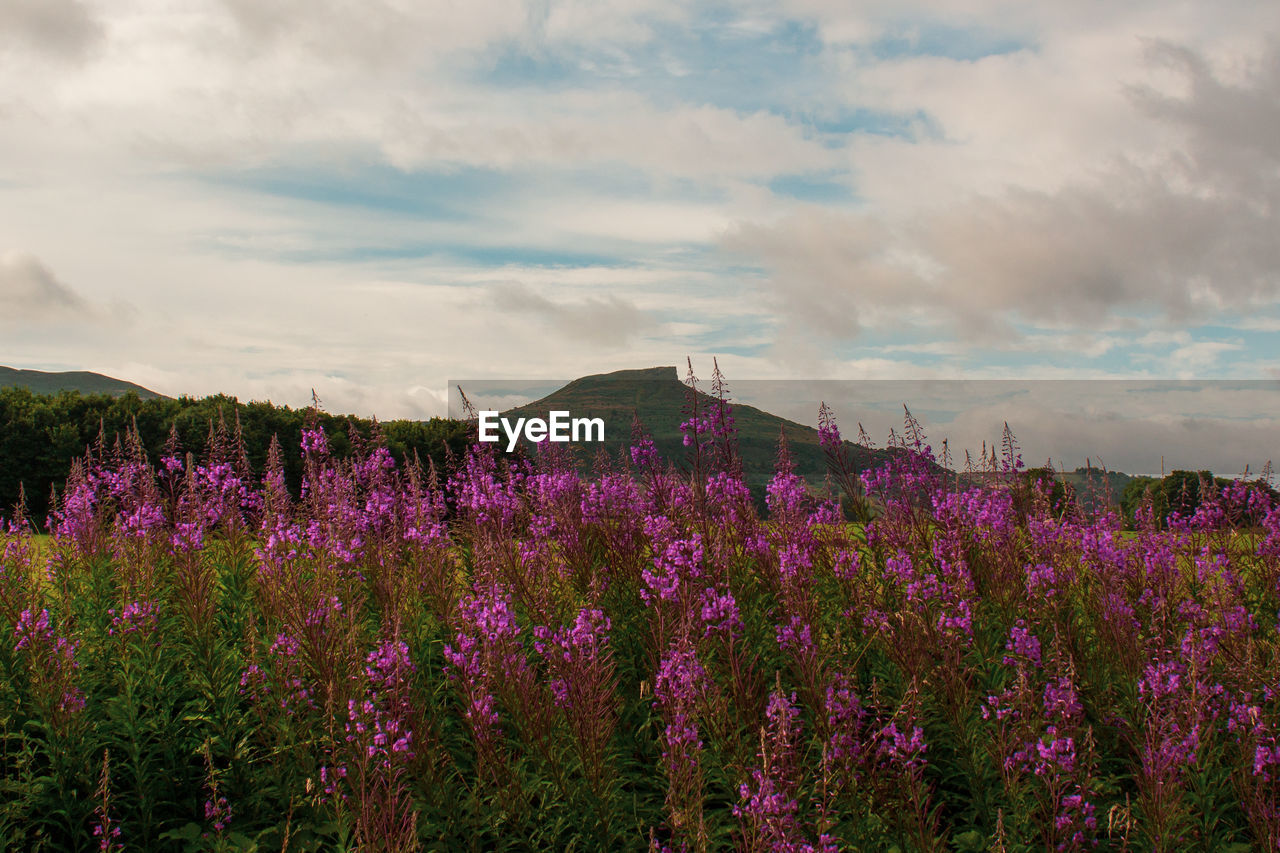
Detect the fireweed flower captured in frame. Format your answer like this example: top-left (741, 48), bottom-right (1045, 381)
top-left (238, 663), bottom-right (267, 704)
top-left (679, 411), bottom-right (716, 450)
top-left (832, 548), bottom-right (861, 582)
top-left (699, 587), bottom-right (743, 639)
top-left (204, 794), bottom-right (231, 835)
top-left (1055, 790), bottom-right (1099, 847)
top-left (1009, 726), bottom-right (1078, 776)
top-left (1004, 621), bottom-right (1043, 668)
top-left (532, 608), bottom-right (612, 710)
top-left (777, 543), bottom-right (813, 584)
top-left (533, 608), bottom-right (617, 787)
top-left (1025, 562), bottom-right (1060, 598)
top-left (13, 608), bottom-right (86, 718)
top-left (449, 446), bottom-right (523, 531)
top-left (1254, 741), bottom-right (1280, 780)
top-left (654, 640), bottom-right (708, 764)
top-left (766, 462), bottom-right (810, 520)
top-left (344, 695), bottom-right (414, 768)
top-left (935, 598), bottom-right (974, 638)
top-left (653, 638), bottom-right (710, 842)
top-left (582, 473), bottom-right (643, 527)
top-left (92, 822), bottom-right (122, 852)
top-left (363, 637), bottom-right (418, 746)
top-left (254, 631), bottom-right (312, 712)
top-left (299, 427), bottom-right (328, 457)
top-left (13, 606), bottom-right (50, 652)
top-left (49, 461), bottom-right (106, 553)
top-left (365, 638), bottom-right (415, 696)
top-left (107, 600), bottom-right (158, 637)
top-left (704, 471), bottom-right (753, 517)
top-left (118, 500), bottom-right (165, 539)
top-left (877, 720), bottom-right (928, 770)
top-left (1042, 673), bottom-right (1084, 723)
top-left (443, 585), bottom-right (526, 767)
top-left (775, 615), bottom-right (815, 660)
top-left (1137, 658), bottom-right (1205, 774)
top-left (641, 521), bottom-right (704, 608)
top-left (526, 469), bottom-right (584, 549)
top-left (824, 672), bottom-right (867, 783)
top-left (734, 689), bottom-right (809, 849)
top-left (629, 429), bottom-right (660, 470)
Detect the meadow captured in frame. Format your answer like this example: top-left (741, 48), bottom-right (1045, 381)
top-left (0, 395), bottom-right (1277, 852)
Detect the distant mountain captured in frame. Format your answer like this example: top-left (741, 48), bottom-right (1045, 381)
top-left (0, 366), bottom-right (164, 399)
top-left (499, 365), bottom-right (914, 493)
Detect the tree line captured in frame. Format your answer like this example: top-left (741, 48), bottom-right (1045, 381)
top-left (0, 387), bottom-right (470, 529)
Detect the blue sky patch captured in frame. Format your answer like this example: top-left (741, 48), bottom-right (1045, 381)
top-left (869, 21), bottom-right (1032, 62)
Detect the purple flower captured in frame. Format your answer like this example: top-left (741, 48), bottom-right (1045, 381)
top-left (825, 673), bottom-right (866, 769)
top-left (1003, 620), bottom-right (1042, 668)
top-left (300, 427), bottom-right (328, 457)
top-left (14, 608), bottom-right (51, 651)
top-left (1042, 673), bottom-right (1083, 722)
top-left (204, 794), bottom-right (231, 834)
top-left (108, 600), bottom-right (158, 637)
top-left (13, 608), bottom-right (85, 716)
top-left (776, 615), bottom-right (814, 658)
top-left (533, 608), bottom-right (612, 709)
top-left (699, 588), bottom-right (743, 639)
top-left (365, 638), bottom-right (415, 694)
top-left (876, 720), bottom-right (928, 769)
top-left (735, 689), bottom-right (811, 849)
top-left (653, 639), bottom-right (707, 770)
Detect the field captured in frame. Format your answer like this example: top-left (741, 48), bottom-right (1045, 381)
top-left (1, 413), bottom-right (1278, 852)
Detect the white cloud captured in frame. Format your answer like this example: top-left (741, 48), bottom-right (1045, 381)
top-left (1164, 340), bottom-right (1244, 375)
top-left (0, 251), bottom-right (88, 319)
top-left (0, 0), bottom-right (1275, 439)
top-left (725, 36), bottom-right (1280, 348)
top-left (0, 0), bottom-right (103, 62)
top-left (486, 281), bottom-right (655, 345)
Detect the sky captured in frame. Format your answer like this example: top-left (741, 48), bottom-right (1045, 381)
top-left (1, 1), bottom-right (1278, 471)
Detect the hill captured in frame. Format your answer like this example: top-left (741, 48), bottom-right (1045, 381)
top-left (0, 366), bottom-right (164, 399)
top-left (1056, 466), bottom-right (1134, 507)
top-left (499, 365), bottom-right (913, 494)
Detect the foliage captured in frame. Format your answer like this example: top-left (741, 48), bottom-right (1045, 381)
top-left (1119, 470), bottom-right (1278, 529)
top-left (1, 397), bottom-right (1279, 851)
top-left (0, 387), bottom-right (469, 529)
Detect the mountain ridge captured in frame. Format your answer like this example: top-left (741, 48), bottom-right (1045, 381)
top-left (500, 364), bottom-right (912, 491)
top-left (0, 366), bottom-right (164, 399)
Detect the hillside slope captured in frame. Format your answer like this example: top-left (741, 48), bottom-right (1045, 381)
top-left (500, 365), bottom-right (910, 490)
top-left (0, 366), bottom-right (164, 399)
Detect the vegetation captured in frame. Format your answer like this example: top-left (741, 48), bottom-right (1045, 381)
top-left (0, 387), bottom-right (470, 529)
top-left (1, 373), bottom-right (1279, 851)
top-left (497, 363), bottom-right (932, 509)
top-left (0, 366), bottom-right (164, 400)
top-left (1119, 470), bottom-right (1278, 528)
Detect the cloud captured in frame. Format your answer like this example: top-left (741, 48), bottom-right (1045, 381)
top-left (0, 251), bottom-right (88, 319)
top-left (377, 95), bottom-right (842, 180)
top-left (0, 0), bottom-right (1275, 439)
top-left (1129, 39), bottom-right (1280, 201)
top-left (487, 281), bottom-right (654, 345)
top-left (216, 0), bottom-right (526, 69)
top-left (0, 0), bottom-right (102, 62)
top-left (1164, 340), bottom-right (1244, 374)
top-left (724, 38), bottom-right (1280, 345)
